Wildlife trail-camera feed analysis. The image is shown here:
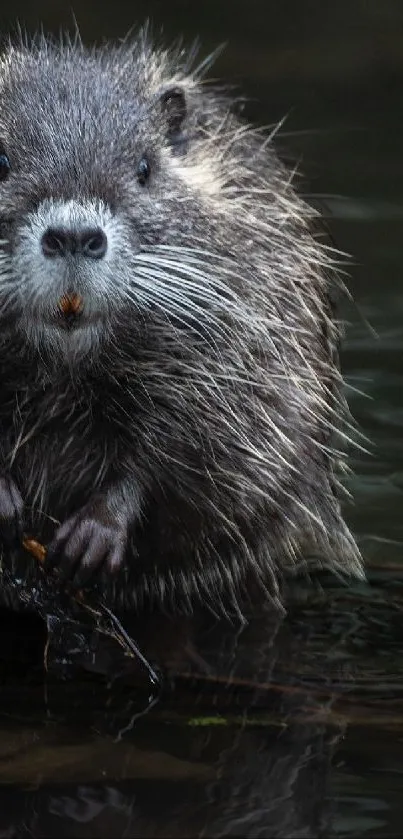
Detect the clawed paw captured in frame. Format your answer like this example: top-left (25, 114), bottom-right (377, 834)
top-left (45, 503), bottom-right (127, 590)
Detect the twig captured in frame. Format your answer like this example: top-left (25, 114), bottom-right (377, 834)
top-left (22, 536), bottom-right (162, 689)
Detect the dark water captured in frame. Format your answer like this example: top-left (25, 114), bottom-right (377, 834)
top-left (0, 1), bottom-right (402, 836)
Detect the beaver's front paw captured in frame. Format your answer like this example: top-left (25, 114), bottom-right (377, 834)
top-left (45, 501), bottom-right (128, 590)
top-left (0, 475), bottom-right (24, 547)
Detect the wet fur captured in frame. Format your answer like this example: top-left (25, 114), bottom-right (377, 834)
top-left (0, 30), bottom-right (363, 617)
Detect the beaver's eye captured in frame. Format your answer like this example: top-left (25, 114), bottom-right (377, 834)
top-left (0, 153), bottom-right (11, 182)
top-left (137, 157), bottom-right (150, 186)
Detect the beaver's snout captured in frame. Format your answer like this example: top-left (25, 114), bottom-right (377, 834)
top-left (10, 198), bottom-right (123, 350)
top-left (41, 226), bottom-right (108, 260)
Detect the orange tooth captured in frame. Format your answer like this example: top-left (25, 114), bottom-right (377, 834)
top-left (58, 293), bottom-right (84, 315)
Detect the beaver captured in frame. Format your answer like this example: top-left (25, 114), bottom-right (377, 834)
top-left (0, 30), bottom-right (363, 618)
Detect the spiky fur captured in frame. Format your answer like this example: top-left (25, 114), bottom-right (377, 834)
top-left (0, 30), bottom-right (363, 618)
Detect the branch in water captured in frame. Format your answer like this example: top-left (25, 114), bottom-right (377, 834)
top-left (22, 536), bottom-right (161, 688)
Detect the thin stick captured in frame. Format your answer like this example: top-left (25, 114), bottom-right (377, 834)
top-left (22, 535), bottom-right (162, 688)
top-left (99, 603), bottom-right (160, 686)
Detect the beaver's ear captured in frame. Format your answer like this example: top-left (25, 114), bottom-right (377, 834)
top-left (159, 85), bottom-right (187, 142)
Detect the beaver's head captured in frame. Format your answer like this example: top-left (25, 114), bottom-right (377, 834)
top-left (0, 34), bottom-right (234, 366)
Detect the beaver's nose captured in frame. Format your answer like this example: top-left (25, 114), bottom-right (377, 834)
top-left (41, 226), bottom-right (108, 259)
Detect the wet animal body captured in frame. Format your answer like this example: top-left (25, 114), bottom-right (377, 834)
top-left (0, 32), bottom-right (363, 616)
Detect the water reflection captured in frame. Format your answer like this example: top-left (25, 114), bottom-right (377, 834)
top-left (0, 608), bottom-right (346, 838)
top-left (0, 724), bottom-right (338, 837)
